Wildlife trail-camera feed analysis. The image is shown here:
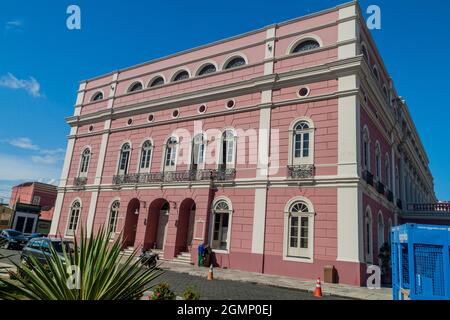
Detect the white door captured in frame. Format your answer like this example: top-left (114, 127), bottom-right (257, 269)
top-left (156, 210), bottom-right (168, 249)
top-left (287, 215), bottom-right (312, 258)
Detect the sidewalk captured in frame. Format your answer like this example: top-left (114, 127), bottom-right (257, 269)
top-left (158, 261), bottom-right (392, 300)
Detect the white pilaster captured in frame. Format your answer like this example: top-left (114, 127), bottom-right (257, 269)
top-left (251, 27), bottom-right (276, 255)
top-left (337, 70), bottom-right (362, 262)
top-left (85, 72), bottom-right (117, 234)
top-left (338, 5), bottom-right (358, 60)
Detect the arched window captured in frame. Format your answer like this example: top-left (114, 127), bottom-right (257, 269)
top-left (385, 154), bottom-right (391, 190)
top-left (291, 120), bottom-right (314, 165)
top-left (191, 133), bottom-right (205, 170)
top-left (118, 143), bottom-right (131, 175)
top-left (375, 142), bottom-right (381, 181)
top-left (108, 201), bottom-right (120, 237)
top-left (91, 91), bottom-right (103, 102)
top-left (361, 44), bottom-right (369, 63)
top-left (198, 63), bottom-right (217, 76)
top-left (211, 200), bottom-right (231, 250)
top-left (286, 200), bottom-right (314, 259)
top-left (128, 81), bottom-right (143, 92)
top-left (139, 140), bottom-right (153, 172)
top-left (149, 76), bottom-right (164, 87)
top-left (66, 200), bottom-right (81, 237)
top-left (79, 148), bottom-right (91, 177)
top-left (362, 127), bottom-right (371, 171)
top-left (173, 70), bottom-right (189, 82)
top-left (220, 130), bottom-right (236, 170)
top-left (377, 212), bottom-right (385, 255)
top-left (292, 39), bottom-right (320, 53)
top-left (372, 66), bottom-right (380, 82)
top-left (382, 86), bottom-right (388, 99)
top-left (365, 207), bottom-right (373, 264)
top-left (224, 57), bottom-right (246, 70)
top-left (395, 166), bottom-right (400, 199)
top-left (164, 137), bottom-right (178, 171)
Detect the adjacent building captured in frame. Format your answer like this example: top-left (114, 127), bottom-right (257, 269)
top-left (9, 182), bottom-right (57, 234)
top-left (50, 1), bottom-right (446, 286)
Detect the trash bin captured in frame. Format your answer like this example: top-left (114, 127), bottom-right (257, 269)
top-left (197, 244), bottom-right (204, 267)
top-left (324, 265), bottom-right (337, 284)
top-left (203, 244), bottom-right (212, 267)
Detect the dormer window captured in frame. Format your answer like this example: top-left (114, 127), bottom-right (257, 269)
top-left (91, 91), bottom-right (103, 101)
top-left (224, 57), bottom-right (246, 70)
top-left (292, 40), bottom-right (320, 53)
top-left (128, 81), bottom-right (143, 92)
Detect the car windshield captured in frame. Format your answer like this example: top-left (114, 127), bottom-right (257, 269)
top-left (7, 230), bottom-right (22, 237)
top-left (51, 241), bottom-right (74, 253)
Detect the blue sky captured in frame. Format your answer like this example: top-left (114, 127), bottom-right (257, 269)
top-left (0, 0), bottom-right (449, 203)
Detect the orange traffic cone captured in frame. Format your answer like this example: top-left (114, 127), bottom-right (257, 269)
top-left (207, 264), bottom-right (214, 280)
top-left (314, 278), bottom-right (322, 297)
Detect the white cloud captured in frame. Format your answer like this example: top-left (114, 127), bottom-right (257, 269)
top-left (0, 73), bottom-right (42, 97)
top-left (31, 155), bottom-right (61, 165)
top-left (4, 137), bottom-right (39, 150)
top-left (5, 20), bottom-right (23, 30)
top-left (0, 153), bottom-right (61, 181)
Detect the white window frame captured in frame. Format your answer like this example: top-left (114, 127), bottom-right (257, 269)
top-left (65, 199), bottom-right (82, 238)
top-left (365, 207), bottom-right (373, 264)
top-left (163, 136), bottom-right (178, 172)
top-left (138, 139), bottom-right (154, 173)
top-left (78, 147), bottom-right (91, 178)
top-left (32, 195), bottom-right (41, 206)
top-left (288, 118), bottom-right (315, 166)
top-left (377, 211), bottom-right (385, 265)
top-left (107, 200), bottom-right (120, 239)
top-left (286, 34), bottom-right (323, 55)
top-left (385, 153), bottom-right (391, 190)
top-left (190, 133), bottom-right (206, 170)
top-left (117, 142), bottom-right (132, 176)
top-left (218, 129), bottom-right (237, 170)
top-left (362, 126), bottom-right (371, 171)
top-left (283, 197), bottom-right (315, 263)
top-left (209, 197), bottom-right (233, 253)
top-left (375, 141), bottom-right (381, 181)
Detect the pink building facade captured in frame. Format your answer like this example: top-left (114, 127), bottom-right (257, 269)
top-left (50, 1), bottom-right (441, 286)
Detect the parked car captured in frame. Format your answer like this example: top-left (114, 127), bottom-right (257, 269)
top-left (25, 233), bottom-right (46, 241)
top-left (21, 237), bottom-right (74, 266)
top-left (0, 229), bottom-right (29, 250)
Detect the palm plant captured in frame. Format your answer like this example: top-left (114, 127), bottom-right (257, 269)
top-left (0, 226), bottom-right (162, 300)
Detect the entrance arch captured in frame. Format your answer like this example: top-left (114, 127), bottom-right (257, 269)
top-left (143, 199), bottom-right (169, 250)
top-left (175, 198), bottom-right (196, 256)
top-left (123, 198), bottom-right (140, 248)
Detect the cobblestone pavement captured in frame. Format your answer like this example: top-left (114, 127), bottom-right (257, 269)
top-left (146, 269), bottom-right (347, 300)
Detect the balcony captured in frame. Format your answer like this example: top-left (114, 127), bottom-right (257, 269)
top-left (406, 203), bottom-right (450, 213)
top-left (376, 181), bottom-right (385, 195)
top-left (73, 177), bottom-right (87, 188)
top-left (112, 169), bottom-right (236, 185)
top-left (386, 189), bottom-right (394, 202)
top-left (287, 165), bottom-right (315, 180)
top-left (362, 170), bottom-right (374, 186)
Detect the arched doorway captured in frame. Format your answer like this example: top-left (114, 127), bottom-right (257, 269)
top-left (175, 198), bottom-right (196, 256)
top-left (143, 199), bottom-right (169, 251)
top-left (123, 198), bottom-right (140, 248)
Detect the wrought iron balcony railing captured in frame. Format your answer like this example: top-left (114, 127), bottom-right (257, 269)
top-left (287, 165), bottom-right (315, 180)
top-left (112, 169), bottom-right (236, 185)
top-left (362, 170), bottom-right (374, 186)
top-left (406, 203), bottom-right (450, 213)
top-left (376, 181), bottom-right (385, 195)
top-left (73, 177), bottom-right (87, 187)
